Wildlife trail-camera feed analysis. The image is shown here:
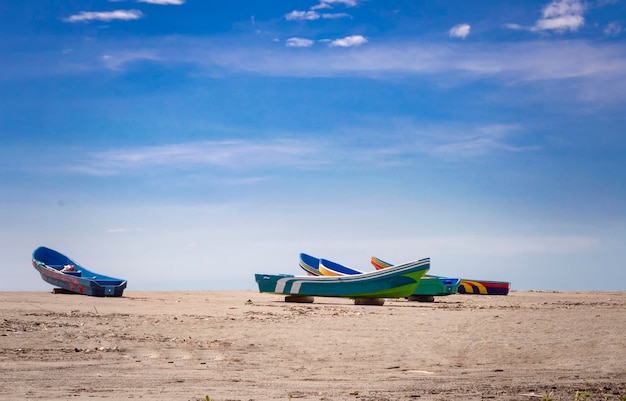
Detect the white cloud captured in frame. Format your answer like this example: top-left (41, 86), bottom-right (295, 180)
top-left (137, 0), bottom-right (184, 4)
top-left (329, 35), bottom-right (367, 47)
top-left (288, 0), bottom-right (356, 21)
top-left (64, 9), bottom-right (143, 23)
top-left (449, 23), bottom-right (471, 39)
top-left (285, 10), bottom-right (320, 21)
top-left (506, 0), bottom-right (586, 33)
top-left (312, 0), bottom-right (358, 9)
top-left (542, 0), bottom-right (585, 20)
top-left (286, 37), bottom-right (315, 48)
top-left (311, 3), bottom-right (332, 10)
top-left (532, 14), bottom-right (584, 32)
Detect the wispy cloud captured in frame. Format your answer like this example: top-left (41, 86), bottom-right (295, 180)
top-left (311, 0), bottom-right (359, 10)
top-left (320, 0), bottom-right (358, 6)
top-left (287, 0), bottom-right (357, 20)
top-left (358, 123), bottom-right (536, 165)
top-left (321, 13), bottom-right (352, 19)
top-left (64, 9), bottom-right (143, 23)
top-left (286, 38), bottom-right (315, 48)
top-left (505, 0), bottom-right (585, 33)
top-left (100, 51), bottom-right (161, 70)
top-left (285, 10), bottom-right (352, 21)
top-left (604, 22), bottom-right (622, 36)
top-left (449, 23), bottom-right (471, 39)
top-left (136, 0), bottom-right (185, 4)
top-left (44, 122), bottom-right (536, 177)
top-left (424, 124), bottom-right (537, 159)
top-left (67, 140), bottom-right (321, 176)
top-left (285, 35), bottom-right (366, 48)
top-left (179, 39), bottom-right (623, 86)
top-left (5, 35), bottom-right (626, 101)
top-left (329, 35), bottom-right (367, 47)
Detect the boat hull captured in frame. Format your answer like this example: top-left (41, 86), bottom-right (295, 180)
top-left (457, 279), bottom-right (510, 295)
top-left (257, 258), bottom-right (430, 298)
top-left (32, 246), bottom-right (127, 297)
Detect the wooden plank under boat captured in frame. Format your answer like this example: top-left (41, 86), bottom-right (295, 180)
top-left (32, 246), bottom-right (127, 297)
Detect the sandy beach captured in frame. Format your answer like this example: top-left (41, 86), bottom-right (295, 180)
top-left (1, 290), bottom-right (624, 401)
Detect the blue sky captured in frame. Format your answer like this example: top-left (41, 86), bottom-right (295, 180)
top-left (1, 0), bottom-right (625, 292)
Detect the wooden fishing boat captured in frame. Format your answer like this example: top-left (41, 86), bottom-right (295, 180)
top-left (32, 246), bottom-right (127, 297)
top-left (371, 256), bottom-right (510, 295)
top-left (256, 257), bottom-right (430, 299)
top-left (299, 253), bottom-right (459, 297)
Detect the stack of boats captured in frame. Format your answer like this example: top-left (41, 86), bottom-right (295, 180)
top-left (30, 245), bottom-right (508, 303)
top-left (255, 253), bottom-right (510, 304)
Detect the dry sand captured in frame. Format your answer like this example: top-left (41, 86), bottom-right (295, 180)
top-left (1, 290), bottom-right (624, 401)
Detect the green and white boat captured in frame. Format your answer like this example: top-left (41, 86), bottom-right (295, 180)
top-left (300, 253), bottom-right (458, 298)
top-left (255, 257), bottom-right (430, 299)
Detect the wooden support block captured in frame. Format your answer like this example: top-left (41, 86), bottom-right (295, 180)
top-left (52, 288), bottom-right (76, 295)
top-left (353, 298), bottom-right (385, 306)
top-left (284, 295), bottom-right (315, 303)
top-left (408, 295), bottom-right (435, 302)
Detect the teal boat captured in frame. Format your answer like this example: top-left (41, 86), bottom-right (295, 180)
top-left (256, 257), bottom-right (430, 299)
top-left (300, 253), bottom-right (458, 298)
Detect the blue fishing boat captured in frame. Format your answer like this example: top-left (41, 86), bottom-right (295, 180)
top-left (256, 257), bottom-right (430, 299)
top-left (300, 253), bottom-right (459, 298)
top-left (32, 246), bottom-right (127, 297)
